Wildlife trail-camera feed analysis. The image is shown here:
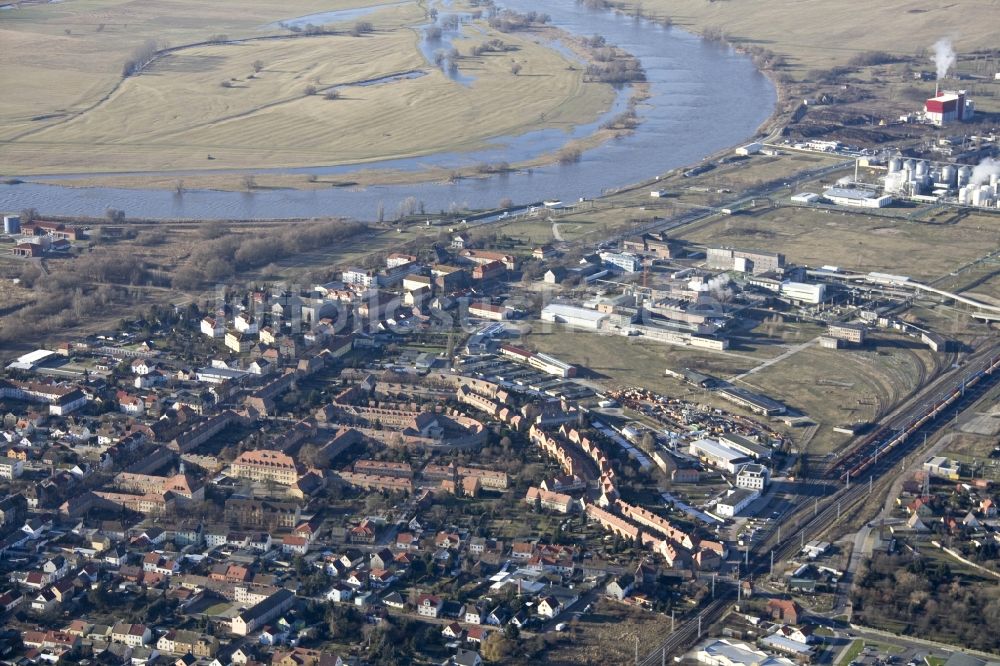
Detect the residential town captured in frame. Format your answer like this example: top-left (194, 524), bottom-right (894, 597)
top-left (0, 216), bottom-right (995, 666)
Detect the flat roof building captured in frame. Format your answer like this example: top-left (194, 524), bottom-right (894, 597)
top-left (823, 187), bottom-right (892, 208)
top-left (541, 304), bottom-right (608, 331)
top-left (690, 438), bottom-right (751, 474)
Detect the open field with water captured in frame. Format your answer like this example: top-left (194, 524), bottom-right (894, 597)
top-left (0, 0), bottom-right (613, 176)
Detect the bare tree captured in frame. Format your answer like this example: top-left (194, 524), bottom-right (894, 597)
top-left (304, 84), bottom-right (318, 96)
top-left (242, 174), bottom-right (256, 191)
top-left (510, 62), bottom-right (522, 75)
top-left (324, 89), bottom-right (340, 100)
top-left (252, 59), bottom-right (264, 73)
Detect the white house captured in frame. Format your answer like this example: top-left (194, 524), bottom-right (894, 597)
top-left (201, 317), bottom-right (225, 338)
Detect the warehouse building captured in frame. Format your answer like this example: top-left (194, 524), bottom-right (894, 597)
top-left (690, 438), bottom-right (751, 474)
top-left (540, 304), bottom-right (608, 330)
top-left (717, 386), bottom-right (786, 416)
top-left (719, 433), bottom-right (772, 460)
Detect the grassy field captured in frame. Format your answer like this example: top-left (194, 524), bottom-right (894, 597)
top-left (742, 335), bottom-right (942, 454)
top-left (0, 0), bottom-right (614, 176)
top-left (523, 325), bottom-right (758, 394)
top-left (545, 599), bottom-right (676, 666)
top-left (680, 207), bottom-right (1000, 282)
top-left (617, 0), bottom-right (998, 76)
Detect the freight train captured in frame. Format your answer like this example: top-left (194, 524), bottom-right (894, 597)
top-left (828, 356), bottom-right (1000, 482)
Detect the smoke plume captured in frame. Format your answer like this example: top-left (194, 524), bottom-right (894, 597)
top-left (970, 157), bottom-right (1000, 186)
top-left (932, 38), bottom-right (956, 80)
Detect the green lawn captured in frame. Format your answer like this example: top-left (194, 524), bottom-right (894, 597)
top-left (838, 640), bottom-right (864, 666)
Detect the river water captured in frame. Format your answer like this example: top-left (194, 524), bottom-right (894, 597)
top-left (0, 0), bottom-right (775, 220)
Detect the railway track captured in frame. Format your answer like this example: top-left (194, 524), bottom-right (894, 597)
top-left (826, 343), bottom-right (1000, 481)
top-left (638, 345), bottom-right (1000, 665)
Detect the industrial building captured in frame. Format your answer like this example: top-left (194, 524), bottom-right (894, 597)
top-left (540, 303), bottom-right (608, 330)
top-left (780, 281), bottom-right (825, 305)
top-left (690, 438), bottom-right (751, 474)
top-left (827, 322), bottom-right (866, 345)
top-left (707, 247), bottom-right (785, 275)
top-left (719, 433), bottom-right (772, 460)
top-left (822, 187), bottom-right (892, 208)
top-left (923, 90), bottom-right (974, 126)
top-left (717, 386), bottom-right (786, 416)
top-left (696, 639), bottom-right (795, 666)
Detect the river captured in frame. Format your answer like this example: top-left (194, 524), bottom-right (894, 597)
top-left (0, 0), bottom-right (775, 220)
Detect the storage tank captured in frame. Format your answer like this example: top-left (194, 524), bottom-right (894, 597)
top-left (958, 186), bottom-right (970, 205)
top-left (915, 160), bottom-right (929, 177)
top-left (2, 215), bottom-right (19, 235)
top-left (903, 159), bottom-right (916, 173)
top-left (941, 164), bottom-right (957, 186)
top-left (958, 166), bottom-right (973, 188)
top-left (888, 157), bottom-right (902, 174)
top-left (972, 187), bottom-right (992, 208)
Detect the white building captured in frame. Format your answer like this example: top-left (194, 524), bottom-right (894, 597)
top-left (0, 458), bottom-right (23, 479)
top-left (822, 187), bottom-right (892, 208)
top-left (780, 281), bottom-right (825, 305)
top-left (690, 438), bottom-right (750, 474)
top-left (697, 639), bottom-right (794, 666)
top-left (735, 143), bottom-right (762, 156)
top-left (528, 352), bottom-right (576, 378)
top-left (541, 303), bottom-right (608, 330)
top-left (790, 192), bottom-right (820, 204)
top-left (342, 268), bottom-right (378, 289)
top-left (735, 463), bottom-right (769, 491)
top-left (233, 313), bottom-right (258, 335)
top-left (200, 317), bottom-right (225, 338)
top-left (715, 488), bottom-right (759, 518)
top-left (599, 251), bottom-right (642, 273)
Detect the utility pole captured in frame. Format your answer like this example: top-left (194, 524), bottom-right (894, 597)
top-left (698, 613), bottom-right (702, 637)
top-left (847, 470), bottom-right (850, 489)
top-left (712, 573), bottom-right (716, 598)
top-left (800, 531), bottom-right (805, 549)
top-left (777, 524), bottom-right (781, 542)
top-left (635, 635), bottom-right (639, 666)
top-left (671, 609), bottom-right (675, 633)
top-left (869, 475), bottom-right (873, 495)
top-left (662, 648), bottom-right (666, 666)
top-left (770, 549), bottom-right (774, 576)
top-left (837, 501), bottom-right (842, 519)
top-left (814, 498), bottom-right (818, 516)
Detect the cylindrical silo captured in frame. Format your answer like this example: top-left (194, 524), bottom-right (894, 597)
top-left (888, 157), bottom-right (902, 174)
top-left (2, 215), bottom-right (19, 235)
top-left (942, 164), bottom-right (957, 186)
top-left (915, 160), bottom-right (929, 177)
top-left (903, 159), bottom-right (916, 173)
top-left (958, 186), bottom-right (970, 205)
top-left (958, 166), bottom-right (973, 188)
